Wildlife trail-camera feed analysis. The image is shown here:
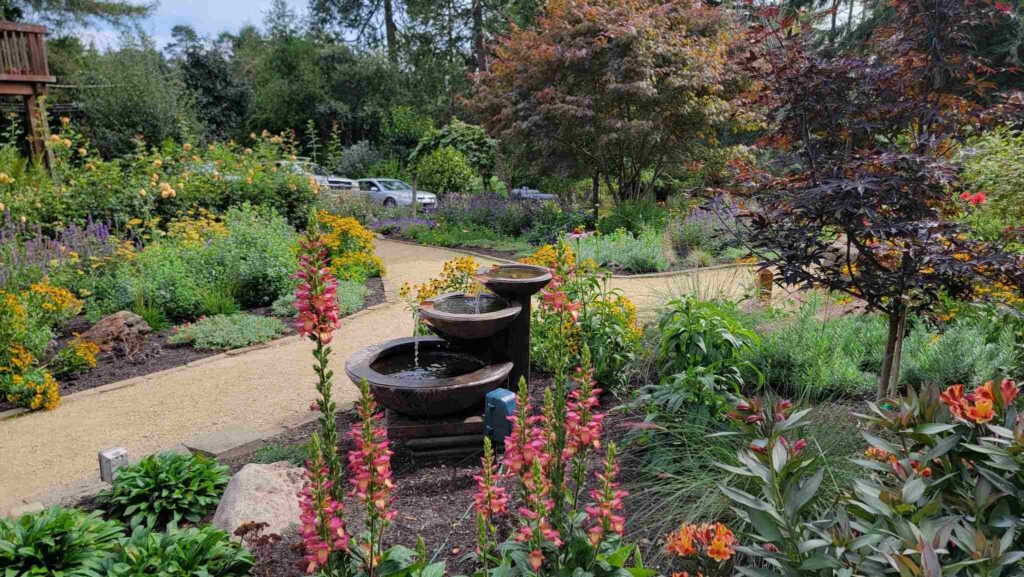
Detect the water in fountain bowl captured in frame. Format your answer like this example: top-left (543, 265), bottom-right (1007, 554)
top-left (433, 294), bottom-right (507, 315)
top-left (488, 266), bottom-right (546, 280)
top-left (371, 350), bottom-right (486, 381)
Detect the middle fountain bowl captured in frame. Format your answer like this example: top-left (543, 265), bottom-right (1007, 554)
top-left (419, 292), bottom-right (522, 340)
top-left (345, 336), bottom-right (513, 417)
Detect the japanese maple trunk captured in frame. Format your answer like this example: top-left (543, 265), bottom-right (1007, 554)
top-left (878, 307), bottom-right (908, 400)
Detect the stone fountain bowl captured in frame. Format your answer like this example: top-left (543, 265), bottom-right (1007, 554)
top-left (345, 336), bottom-right (513, 417)
top-left (419, 292), bottom-right (522, 340)
top-left (476, 264), bottom-right (553, 299)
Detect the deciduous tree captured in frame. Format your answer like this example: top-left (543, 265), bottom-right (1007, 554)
top-left (735, 0), bottom-right (1024, 399)
top-left (468, 0), bottom-right (745, 203)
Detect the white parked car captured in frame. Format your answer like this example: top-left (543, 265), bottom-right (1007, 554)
top-left (278, 160), bottom-right (356, 192)
top-left (357, 178), bottom-right (437, 208)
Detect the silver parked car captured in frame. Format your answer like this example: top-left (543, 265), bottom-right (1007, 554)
top-left (278, 160), bottom-right (356, 191)
top-left (358, 178), bottom-right (437, 208)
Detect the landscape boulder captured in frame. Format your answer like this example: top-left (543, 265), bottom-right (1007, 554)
top-left (80, 311), bottom-right (151, 352)
top-left (212, 462), bottom-right (305, 538)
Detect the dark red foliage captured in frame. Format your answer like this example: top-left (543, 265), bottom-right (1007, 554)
top-left (732, 0), bottom-right (1024, 396)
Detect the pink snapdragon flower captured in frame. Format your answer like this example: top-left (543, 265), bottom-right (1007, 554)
top-left (564, 365), bottom-right (603, 459)
top-left (294, 238), bottom-right (342, 344)
top-left (298, 460), bottom-right (349, 574)
top-left (585, 444), bottom-right (627, 546)
top-left (474, 458), bottom-right (509, 518)
top-left (348, 402), bottom-right (396, 522)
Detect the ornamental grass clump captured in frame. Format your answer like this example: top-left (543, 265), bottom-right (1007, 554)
top-left (294, 225), bottom-right (437, 577)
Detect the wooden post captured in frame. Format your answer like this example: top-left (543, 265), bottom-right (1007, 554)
top-left (757, 268), bottom-right (774, 304)
top-left (0, 22), bottom-right (57, 175)
top-left (25, 88), bottom-right (54, 172)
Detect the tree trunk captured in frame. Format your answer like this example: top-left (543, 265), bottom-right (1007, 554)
top-left (591, 172), bottom-right (600, 219)
top-left (472, 0), bottom-right (485, 71)
top-left (887, 309), bottom-right (907, 397)
top-left (384, 0), bottom-right (398, 63)
top-left (830, 0), bottom-right (839, 42)
top-left (878, 310), bottom-right (900, 400)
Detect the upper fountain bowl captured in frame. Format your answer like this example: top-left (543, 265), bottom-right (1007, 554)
top-left (476, 264), bottom-right (553, 299)
top-left (419, 292), bottom-right (522, 340)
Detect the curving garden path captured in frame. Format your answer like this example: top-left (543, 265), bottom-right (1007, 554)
top-left (0, 240), bottom-right (753, 513)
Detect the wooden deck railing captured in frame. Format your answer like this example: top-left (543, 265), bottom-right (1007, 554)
top-left (0, 22), bottom-right (55, 84)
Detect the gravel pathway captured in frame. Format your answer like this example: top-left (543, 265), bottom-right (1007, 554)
top-left (0, 240), bottom-right (751, 512)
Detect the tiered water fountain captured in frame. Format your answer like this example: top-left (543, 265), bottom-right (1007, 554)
top-left (346, 263), bottom-right (551, 452)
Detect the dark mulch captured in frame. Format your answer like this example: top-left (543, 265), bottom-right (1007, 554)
top-left (0, 277), bottom-right (387, 414)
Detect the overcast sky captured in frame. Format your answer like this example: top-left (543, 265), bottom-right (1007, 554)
top-left (81, 0), bottom-right (309, 49)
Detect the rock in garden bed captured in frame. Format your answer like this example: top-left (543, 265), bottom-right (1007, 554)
top-left (213, 462), bottom-right (306, 538)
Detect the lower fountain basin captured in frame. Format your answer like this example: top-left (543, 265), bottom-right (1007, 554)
top-left (419, 292), bottom-right (522, 340)
top-left (477, 264), bottom-right (553, 299)
top-left (345, 336), bottom-right (513, 417)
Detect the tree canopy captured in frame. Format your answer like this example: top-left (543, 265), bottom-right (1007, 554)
top-left (467, 0), bottom-right (748, 202)
top-left (0, 0), bottom-right (153, 30)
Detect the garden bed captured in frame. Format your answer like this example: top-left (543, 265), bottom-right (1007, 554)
top-left (205, 374), bottom-right (661, 576)
top-left (0, 277), bottom-right (386, 415)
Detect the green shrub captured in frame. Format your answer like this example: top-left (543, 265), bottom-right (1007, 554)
top-left (682, 248), bottom-right (713, 268)
top-left (414, 146), bottom-right (476, 194)
top-left (644, 297), bottom-right (759, 417)
top-left (205, 205), bottom-right (298, 308)
top-left (88, 206), bottom-right (297, 322)
top-left (365, 158), bottom-right (409, 181)
top-left (411, 118), bottom-right (496, 179)
top-left (597, 199), bottom-right (668, 235)
top-left (331, 140), bottom-right (382, 178)
top-left (523, 202), bottom-right (591, 245)
top-left (0, 507), bottom-right (124, 576)
top-left (74, 39), bottom-right (196, 157)
top-left (198, 283), bottom-right (241, 317)
top-left (168, 314), bottom-right (287, 351)
top-left (0, 123), bottom-right (316, 229)
top-left (95, 242), bottom-right (204, 322)
top-left (742, 300), bottom-right (887, 398)
top-left (403, 222), bottom-right (534, 253)
top-left (102, 526), bottom-right (253, 577)
top-left (742, 298), bottom-right (1019, 399)
top-left (272, 279), bottom-right (367, 318)
top-left (900, 319), bottom-right (1018, 388)
top-left (573, 228), bottom-right (669, 273)
top-left (97, 452), bottom-right (229, 530)
top-left (528, 244), bottom-right (643, 388)
top-left (959, 125), bottom-right (1024, 242)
